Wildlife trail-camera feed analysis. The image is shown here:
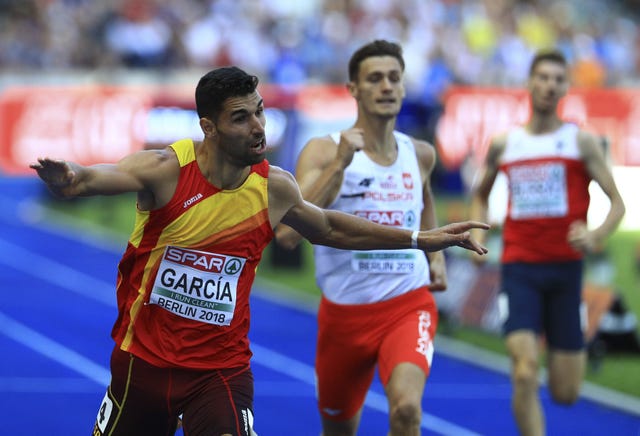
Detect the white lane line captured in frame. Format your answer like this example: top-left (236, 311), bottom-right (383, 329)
top-left (13, 196), bottom-right (129, 252)
top-left (0, 311), bottom-right (110, 386)
top-left (251, 343), bottom-right (481, 436)
top-left (253, 280), bottom-right (640, 417)
top-left (0, 235), bottom-right (481, 434)
top-left (434, 335), bottom-right (640, 417)
top-left (0, 377), bottom-right (101, 393)
top-left (7, 209), bottom-right (639, 418)
top-left (0, 238), bottom-right (115, 307)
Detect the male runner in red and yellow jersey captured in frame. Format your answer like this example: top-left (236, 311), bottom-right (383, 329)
top-left (31, 66), bottom-right (489, 436)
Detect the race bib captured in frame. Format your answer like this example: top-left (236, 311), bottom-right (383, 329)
top-left (509, 162), bottom-right (568, 219)
top-left (149, 246), bottom-right (246, 326)
top-left (351, 251), bottom-right (416, 274)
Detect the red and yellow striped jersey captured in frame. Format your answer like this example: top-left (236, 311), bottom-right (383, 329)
top-left (111, 139), bottom-right (273, 369)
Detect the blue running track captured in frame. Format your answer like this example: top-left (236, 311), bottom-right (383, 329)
top-left (1, 177), bottom-right (638, 435)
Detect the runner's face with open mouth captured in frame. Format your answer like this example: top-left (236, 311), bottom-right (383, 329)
top-left (215, 91), bottom-right (268, 166)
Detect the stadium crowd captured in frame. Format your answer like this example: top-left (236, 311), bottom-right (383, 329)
top-left (1, 0), bottom-right (638, 103)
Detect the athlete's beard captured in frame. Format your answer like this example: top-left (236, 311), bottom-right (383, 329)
top-left (219, 134), bottom-right (267, 167)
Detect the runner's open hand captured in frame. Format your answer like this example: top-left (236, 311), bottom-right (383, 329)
top-left (29, 158), bottom-right (78, 197)
top-left (419, 221), bottom-right (490, 254)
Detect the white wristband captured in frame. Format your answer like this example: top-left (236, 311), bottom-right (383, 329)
top-left (411, 230), bottom-right (419, 249)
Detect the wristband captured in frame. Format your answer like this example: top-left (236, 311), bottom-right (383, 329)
top-left (411, 230), bottom-right (419, 249)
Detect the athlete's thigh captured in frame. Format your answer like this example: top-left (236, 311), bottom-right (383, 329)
top-left (182, 366), bottom-right (256, 436)
top-left (501, 262), bottom-right (544, 336)
top-left (543, 260), bottom-right (584, 350)
top-left (316, 331), bottom-right (377, 421)
top-left (316, 300), bottom-right (378, 422)
top-left (378, 302), bottom-right (437, 385)
top-left (93, 347), bottom-right (178, 436)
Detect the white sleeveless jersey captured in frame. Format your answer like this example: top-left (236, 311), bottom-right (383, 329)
top-left (314, 131), bottom-right (430, 304)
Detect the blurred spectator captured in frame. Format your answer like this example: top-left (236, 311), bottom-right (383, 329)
top-left (102, 0), bottom-right (180, 68)
top-left (0, 0), bottom-right (638, 92)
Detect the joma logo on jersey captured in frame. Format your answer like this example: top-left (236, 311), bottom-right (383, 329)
top-left (165, 247), bottom-right (227, 273)
top-left (183, 193), bottom-right (203, 209)
top-left (355, 210), bottom-right (403, 226)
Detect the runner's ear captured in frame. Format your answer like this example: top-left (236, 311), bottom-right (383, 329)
top-left (200, 117), bottom-right (216, 138)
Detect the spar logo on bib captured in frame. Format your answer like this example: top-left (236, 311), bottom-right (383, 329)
top-left (164, 247), bottom-right (243, 276)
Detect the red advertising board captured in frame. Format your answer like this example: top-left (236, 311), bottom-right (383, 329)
top-left (0, 83), bottom-right (342, 175)
top-left (0, 86), bottom-right (154, 174)
top-left (3, 84), bottom-right (639, 174)
top-left (435, 87), bottom-right (640, 169)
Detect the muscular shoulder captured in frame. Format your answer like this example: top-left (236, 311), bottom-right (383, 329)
top-left (127, 146), bottom-right (180, 209)
top-left (268, 165), bottom-right (297, 195)
top-left (410, 137), bottom-right (436, 172)
top-left (127, 146), bottom-right (180, 184)
top-left (485, 132), bottom-right (508, 165)
top-left (488, 132), bottom-right (508, 150)
top-left (298, 135), bottom-right (338, 168)
top-left (267, 165), bottom-right (303, 225)
top-left (576, 129), bottom-right (604, 159)
top-left (143, 146), bottom-right (179, 167)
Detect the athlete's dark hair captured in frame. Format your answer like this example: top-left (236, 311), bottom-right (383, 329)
top-left (195, 66), bottom-right (259, 119)
top-left (528, 49), bottom-right (567, 77)
top-left (348, 40), bottom-right (405, 82)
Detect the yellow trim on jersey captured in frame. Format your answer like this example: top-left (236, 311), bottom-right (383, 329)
top-left (170, 138), bottom-right (197, 167)
top-left (160, 172), bottom-right (268, 242)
